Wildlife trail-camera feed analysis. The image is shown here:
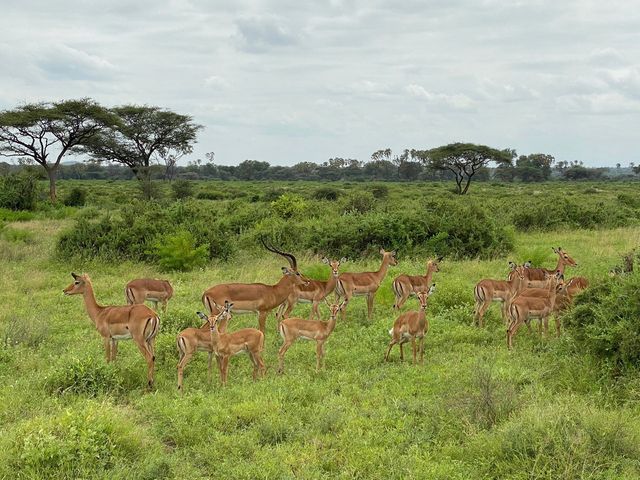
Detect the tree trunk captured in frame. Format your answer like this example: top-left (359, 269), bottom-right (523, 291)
top-left (46, 167), bottom-right (58, 203)
top-left (133, 166), bottom-right (153, 200)
top-left (461, 174), bottom-right (474, 195)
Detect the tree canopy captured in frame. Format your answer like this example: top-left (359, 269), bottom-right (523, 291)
top-left (413, 143), bottom-right (514, 194)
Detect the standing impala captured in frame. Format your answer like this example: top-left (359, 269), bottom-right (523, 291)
top-left (335, 248), bottom-right (398, 320)
top-left (473, 263), bottom-right (526, 327)
top-left (63, 273), bottom-right (160, 389)
top-left (385, 284), bottom-right (436, 364)
top-left (554, 276), bottom-right (589, 314)
top-left (176, 312), bottom-right (231, 392)
top-left (277, 300), bottom-right (344, 374)
top-left (392, 257), bottom-right (442, 309)
top-left (197, 302), bottom-right (265, 386)
top-left (125, 278), bottom-right (174, 314)
top-left (276, 256), bottom-right (346, 321)
top-left (202, 239), bottom-right (309, 333)
top-left (507, 272), bottom-right (563, 349)
top-left (524, 247), bottom-right (577, 286)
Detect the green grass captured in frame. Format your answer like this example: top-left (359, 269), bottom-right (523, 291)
top-left (1, 188), bottom-right (640, 478)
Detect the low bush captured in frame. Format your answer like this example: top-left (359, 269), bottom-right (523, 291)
top-left (270, 193), bottom-right (308, 219)
top-left (151, 231), bottom-right (209, 272)
top-left (341, 191), bottom-right (376, 214)
top-left (62, 186), bottom-right (87, 206)
top-left (171, 180), bottom-right (194, 199)
top-left (0, 172), bottom-right (38, 210)
top-left (312, 186), bottom-right (341, 201)
top-left (44, 355), bottom-right (124, 396)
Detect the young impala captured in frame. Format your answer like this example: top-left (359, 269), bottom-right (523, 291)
top-left (554, 276), bottom-right (589, 314)
top-left (507, 272), bottom-right (563, 349)
top-left (197, 302), bottom-right (265, 386)
top-left (385, 284), bottom-right (436, 364)
top-left (125, 278), bottom-right (174, 314)
top-left (202, 239), bottom-right (309, 333)
top-left (276, 256), bottom-right (346, 321)
top-left (335, 248), bottom-right (398, 320)
top-left (63, 273), bottom-right (160, 389)
top-left (524, 247), bottom-right (577, 287)
top-left (176, 312), bottom-right (231, 392)
top-left (473, 263), bottom-right (526, 327)
top-left (277, 300), bottom-right (344, 374)
top-left (392, 257), bottom-right (442, 309)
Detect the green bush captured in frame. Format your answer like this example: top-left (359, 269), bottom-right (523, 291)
top-left (270, 193), bottom-right (308, 219)
top-left (341, 190), bottom-right (376, 214)
top-left (196, 191), bottom-right (224, 200)
top-left (171, 179), bottom-right (194, 199)
top-left (563, 273), bottom-right (640, 372)
top-left (44, 355), bottom-right (124, 397)
top-left (370, 184), bottom-right (389, 199)
top-left (0, 226), bottom-right (34, 243)
top-left (62, 186), bottom-right (87, 206)
top-left (312, 186), bottom-right (341, 201)
top-left (0, 172), bottom-right (38, 210)
top-left (151, 230), bottom-right (209, 271)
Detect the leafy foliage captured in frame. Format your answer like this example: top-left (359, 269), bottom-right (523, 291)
top-left (151, 231), bottom-right (209, 271)
top-left (0, 172), bottom-right (38, 210)
top-left (62, 186), bottom-right (87, 206)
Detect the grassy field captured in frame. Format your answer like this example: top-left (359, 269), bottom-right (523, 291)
top-left (1, 181), bottom-right (640, 479)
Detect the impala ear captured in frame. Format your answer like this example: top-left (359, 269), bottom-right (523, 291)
top-left (379, 248), bottom-right (385, 255)
top-left (436, 256), bottom-right (444, 262)
top-left (340, 257), bottom-right (347, 263)
top-left (508, 261), bottom-right (516, 270)
top-left (196, 311), bottom-right (208, 321)
top-left (322, 257), bottom-right (329, 264)
top-left (71, 272), bottom-right (79, 279)
top-left (281, 267), bottom-right (290, 275)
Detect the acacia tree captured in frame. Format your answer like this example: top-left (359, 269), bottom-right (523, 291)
top-left (413, 143), bottom-right (514, 194)
top-left (81, 105), bottom-right (202, 199)
top-left (0, 99), bottom-right (115, 202)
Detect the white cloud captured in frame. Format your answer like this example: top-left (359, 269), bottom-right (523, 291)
top-left (405, 84), bottom-right (475, 111)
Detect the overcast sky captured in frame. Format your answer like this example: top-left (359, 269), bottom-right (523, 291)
top-left (1, 0), bottom-right (639, 166)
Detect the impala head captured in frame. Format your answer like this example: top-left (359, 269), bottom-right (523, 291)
top-left (428, 257), bottom-right (442, 273)
top-left (325, 299), bottom-right (345, 318)
top-left (63, 272), bottom-right (91, 295)
top-left (380, 248), bottom-right (398, 266)
top-left (417, 284), bottom-right (436, 309)
top-left (261, 237), bottom-right (310, 286)
top-left (553, 247), bottom-right (578, 267)
top-left (524, 260), bottom-right (533, 268)
top-left (322, 256), bottom-right (347, 277)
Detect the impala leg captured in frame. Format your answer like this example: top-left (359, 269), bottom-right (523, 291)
top-left (103, 337), bottom-right (112, 363)
top-left (275, 303), bottom-right (286, 322)
top-left (257, 311), bottom-right (268, 334)
top-left (316, 341), bottom-right (325, 372)
top-left (207, 352), bottom-right (213, 384)
top-left (152, 300), bottom-right (159, 312)
top-left (311, 301), bottom-right (321, 321)
top-left (366, 293), bottom-right (374, 320)
top-left (340, 295), bottom-right (350, 321)
top-left (162, 299), bottom-right (168, 315)
top-left (507, 320), bottom-right (522, 350)
top-left (384, 340), bottom-right (396, 362)
top-left (133, 337), bottom-right (155, 389)
top-left (555, 316), bottom-right (561, 337)
top-left (220, 356), bottom-right (229, 386)
top-left (278, 340), bottom-right (294, 374)
top-left (177, 350), bottom-right (194, 392)
top-left (476, 301), bottom-right (491, 328)
top-left (110, 338), bottom-right (118, 361)
top-left (411, 338), bottom-right (417, 365)
top-left (419, 337), bottom-right (425, 365)
top-left (542, 316), bottom-right (550, 337)
top-left (399, 343), bottom-right (404, 362)
top-left (255, 351), bottom-right (266, 378)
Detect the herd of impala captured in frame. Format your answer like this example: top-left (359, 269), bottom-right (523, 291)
top-left (62, 240), bottom-right (588, 391)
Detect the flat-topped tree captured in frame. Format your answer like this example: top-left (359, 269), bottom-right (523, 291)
top-left (413, 143), bottom-right (514, 195)
top-left (0, 99), bottom-right (116, 202)
top-left (80, 105), bottom-right (202, 199)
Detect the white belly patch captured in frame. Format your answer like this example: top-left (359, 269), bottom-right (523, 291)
top-left (111, 332), bottom-right (132, 340)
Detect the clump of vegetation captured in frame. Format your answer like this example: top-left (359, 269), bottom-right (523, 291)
top-left (312, 186), bottom-right (341, 201)
top-left (370, 184), bottom-right (389, 199)
top-left (563, 273), bottom-right (640, 373)
top-left (44, 355), bottom-right (124, 397)
top-left (0, 314), bottom-right (49, 348)
top-left (196, 190), bottom-right (224, 200)
top-left (151, 231), bottom-right (209, 271)
top-left (171, 179), bottom-right (194, 199)
top-left (62, 186), bottom-right (87, 206)
top-left (270, 193), bottom-right (308, 219)
top-left (0, 226), bottom-right (34, 243)
top-left (341, 190), bottom-right (376, 214)
top-left (0, 172), bottom-right (38, 210)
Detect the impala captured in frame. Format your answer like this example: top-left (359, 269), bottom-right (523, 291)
top-left (63, 273), bottom-right (159, 388)
top-left (276, 256), bottom-right (346, 321)
top-left (277, 300), bottom-right (344, 374)
top-left (196, 302), bottom-right (265, 386)
top-left (384, 284), bottom-right (436, 364)
top-left (473, 263), bottom-right (526, 327)
top-left (125, 278), bottom-right (174, 314)
top-left (554, 276), bottom-right (589, 313)
top-left (202, 239), bottom-right (309, 333)
top-left (176, 312), bottom-right (231, 392)
top-left (392, 257), bottom-right (442, 309)
top-left (335, 248), bottom-right (398, 320)
top-left (524, 247), bottom-right (577, 287)
top-left (507, 272), bottom-right (563, 349)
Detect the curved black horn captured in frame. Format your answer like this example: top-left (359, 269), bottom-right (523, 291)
top-left (260, 237), bottom-right (297, 270)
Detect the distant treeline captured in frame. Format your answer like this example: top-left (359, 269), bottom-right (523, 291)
top-left (1, 158), bottom-right (636, 183)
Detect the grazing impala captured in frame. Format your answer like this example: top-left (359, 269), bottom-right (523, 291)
top-left (524, 247), bottom-right (577, 287)
top-left (277, 300), bottom-right (344, 374)
top-left (392, 257), bottom-right (442, 309)
top-left (176, 312), bottom-right (231, 392)
top-left (63, 273), bottom-right (160, 389)
top-left (385, 284), bottom-right (436, 364)
top-left (125, 278), bottom-right (174, 314)
top-left (335, 248), bottom-right (398, 320)
top-left (276, 257), bottom-right (346, 321)
top-left (473, 263), bottom-right (526, 327)
top-left (202, 239), bottom-right (309, 333)
top-left (507, 272), bottom-right (563, 349)
top-left (196, 302), bottom-right (265, 386)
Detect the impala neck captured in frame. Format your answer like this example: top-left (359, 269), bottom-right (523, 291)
top-left (554, 255), bottom-right (566, 274)
top-left (326, 314), bottom-right (338, 335)
top-left (424, 264), bottom-right (436, 284)
top-left (323, 274), bottom-right (339, 296)
top-left (373, 256), bottom-right (393, 285)
top-left (82, 281), bottom-right (104, 325)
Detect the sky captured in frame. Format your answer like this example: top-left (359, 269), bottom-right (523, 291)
top-left (1, 0), bottom-right (639, 167)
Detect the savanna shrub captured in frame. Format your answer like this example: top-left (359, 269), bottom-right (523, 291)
top-left (196, 191), bottom-right (224, 200)
top-left (0, 172), bottom-right (38, 210)
top-left (44, 355), bottom-right (124, 396)
top-left (62, 186), bottom-right (87, 206)
top-left (563, 273), bottom-right (640, 372)
top-left (313, 186), bottom-right (341, 200)
top-left (171, 179), bottom-right (194, 199)
top-left (151, 230), bottom-right (209, 271)
top-left (370, 184), bottom-right (389, 199)
top-left (271, 193), bottom-right (308, 219)
top-left (341, 190), bottom-right (375, 214)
